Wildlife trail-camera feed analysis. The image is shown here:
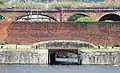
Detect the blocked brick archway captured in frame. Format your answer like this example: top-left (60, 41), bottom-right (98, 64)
top-left (4, 22), bottom-right (120, 46)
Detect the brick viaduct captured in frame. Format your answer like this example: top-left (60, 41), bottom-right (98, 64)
top-left (0, 9), bottom-right (120, 22)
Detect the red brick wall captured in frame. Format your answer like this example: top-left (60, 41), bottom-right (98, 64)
top-left (6, 22), bottom-right (120, 46)
top-left (0, 21), bottom-right (12, 41)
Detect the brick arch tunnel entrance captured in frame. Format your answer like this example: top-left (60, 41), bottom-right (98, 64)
top-left (48, 49), bottom-right (79, 65)
top-left (33, 40), bottom-right (95, 65)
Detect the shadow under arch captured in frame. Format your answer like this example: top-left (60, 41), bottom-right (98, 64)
top-left (49, 49), bottom-right (79, 65)
top-left (67, 13), bottom-right (90, 21)
top-left (15, 13), bottom-right (57, 22)
top-left (99, 14), bottom-right (120, 21)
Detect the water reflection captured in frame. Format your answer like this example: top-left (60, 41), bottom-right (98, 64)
top-left (0, 65), bottom-right (120, 73)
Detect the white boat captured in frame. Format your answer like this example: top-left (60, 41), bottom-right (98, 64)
top-left (113, 64), bottom-right (119, 66)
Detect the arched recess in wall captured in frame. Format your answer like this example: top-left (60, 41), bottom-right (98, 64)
top-left (16, 14), bottom-right (57, 22)
top-left (99, 14), bottom-right (120, 22)
top-left (0, 15), bottom-right (5, 21)
top-left (67, 14), bottom-right (93, 22)
top-left (32, 40), bottom-right (96, 48)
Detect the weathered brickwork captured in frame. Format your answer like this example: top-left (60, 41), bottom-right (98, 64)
top-left (0, 50), bottom-right (48, 64)
top-left (5, 22), bottom-right (120, 46)
top-left (0, 21), bottom-right (12, 41)
top-left (79, 50), bottom-right (120, 65)
top-left (0, 10), bottom-right (120, 22)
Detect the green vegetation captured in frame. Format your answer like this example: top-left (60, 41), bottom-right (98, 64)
top-left (0, 0), bottom-right (7, 4)
top-left (6, 2), bottom-right (45, 10)
top-left (0, 15), bottom-right (5, 21)
top-left (49, 2), bottom-right (120, 9)
top-left (0, 0), bottom-right (7, 8)
top-left (49, 1), bottom-right (73, 9)
top-left (67, 14), bottom-right (93, 22)
top-left (75, 17), bottom-right (93, 22)
top-left (104, 20), bottom-right (113, 22)
top-left (68, 15), bottom-right (86, 21)
top-left (0, 1), bottom-right (120, 10)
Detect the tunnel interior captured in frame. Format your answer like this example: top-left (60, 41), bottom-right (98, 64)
top-left (48, 49), bottom-right (80, 65)
top-left (99, 14), bottom-right (120, 22)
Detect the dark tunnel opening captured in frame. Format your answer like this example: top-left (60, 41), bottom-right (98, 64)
top-left (99, 14), bottom-right (120, 22)
top-left (48, 49), bottom-right (81, 65)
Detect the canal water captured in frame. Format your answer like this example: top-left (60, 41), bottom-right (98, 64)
top-left (0, 65), bottom-right (120, 73)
